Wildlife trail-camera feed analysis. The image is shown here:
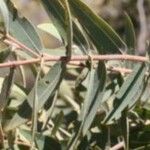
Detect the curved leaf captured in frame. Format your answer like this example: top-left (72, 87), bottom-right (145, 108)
top-left (81, 62), bottom-right (106, 135)
top-left (68, 0), bottom-right (126, 54)
top-left (103, 63), bottom-right (146, 124)
top-left (124, 13), bottom-right (136, 53)
top-left (6, 1), bottom-right (43, 54)
top-left (41, 0), bottom-right (89, 54)
top-left (4, 62), bottom-right (66, 131)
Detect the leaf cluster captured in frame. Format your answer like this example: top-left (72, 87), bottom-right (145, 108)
top-left (0, 0), bottom-right (149, 150)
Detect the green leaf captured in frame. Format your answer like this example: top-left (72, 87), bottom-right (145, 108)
top-left (4, 62), bottom-right (66, 131)
top-left (6, 1), bottom-right (43, 54)
top-left (68, 62), bottom-right (106, 149)
top-left (68, 0), bottom-right (126, 54)
top-left (124, 13), bottom-right (136, 53)
top-left (0, 78), bottom-right (26, 109)
top-left (140, 76), bottom-right (150, 110)
top-left (0, 0), bottom-right (9, 33)
top-left (0, 67), bottom-right (15, 111)
top-left (19, 129), bottom-right (61, 150)
top-left (81, 62), bottom-right (106, 136)
top-left (103, 63), bottom-right (146, 124)
top-left (41, 0), bottom-right (89, 54)
top-left (61, 0), bottom-right (73, 57)
top-left (51, 111), bottom-right (64, 136)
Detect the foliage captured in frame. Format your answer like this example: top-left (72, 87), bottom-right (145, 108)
top-left (0, 0), bottom-right (149, 149)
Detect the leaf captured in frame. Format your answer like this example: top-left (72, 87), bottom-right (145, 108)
top-left (124, 13), bottom-right (136, 53)
top-left (61, 0), bottom-right (73, 57)
top-left (6, 0), bottom-right (43, 54)
top-left (68, 62), bottom-right (106, 149)
top-left (0, 0), bottom-right (9, 33)
top-left (81, 62), bottom-right (106, 136)
top-left (41, 0), bottom-right (89, 54)
top-left (140, 76), bottom-right (150, 110)
top-left (37, 23), bottom-right (62, 42)
top-left (68, 0), bottom-right (126, 54)
top-left (0, 67), bottom-right (15, 111)
top-left (51, 111), bottom-right (64, 136)
top-left (19, 129), bottom-right (61, 150)
top-left (103, 63), bottom-right (146, 124)
top-left (4, 62), bottom-right (66, 131)
top-left (0, 77), bottom-right (26, 109)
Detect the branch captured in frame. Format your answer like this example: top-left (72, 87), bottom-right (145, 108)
top-left (0, 54), bottom-right (148, 68)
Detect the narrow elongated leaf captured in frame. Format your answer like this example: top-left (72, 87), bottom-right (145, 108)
top-left (41, 0), bottom-right (89, 54)
top-left (103, 63), bottom-right (146, 124)
top-left (0, 0), bottom-right (9, 33)
top-left (68, 62), bottom-right (106, 149)
top-left (81, 62), bottom-right (106, 135)
top-left (124, 13), bottom-right (136, 52)
top-left (0, 77), bottom-right (26, 108)
top-left (61, 0), bottom-right (73, 57)
top-left (4, 62), bottom-right (66, 131)
top-left (6, 1), bottom-right (42, 54)
top-left (0, 67), bottom-right (15, 111)
top-left (68, 0), bottom-right (126, 54)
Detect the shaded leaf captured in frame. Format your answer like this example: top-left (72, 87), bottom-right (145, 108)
top-left (4, 62), bottom-right (66, 131)
top-left (68, 0), bottom-right (126, 54)
top-left (103, 63), bottom-right (146, 124)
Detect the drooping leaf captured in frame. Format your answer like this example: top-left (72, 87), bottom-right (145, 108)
top-left (6, 0), bottom-right (43, 54)
top-left (41, 0), bottom-right (89, 54)
top-left (0, 0), bottom-right (9, 33)
top-left (140, 76), bottom-right (150, 110)
top-left (68, 0), bottom-right (126, 54)
top-left (4, 62), bottom-right (66, 131)
top-left (68, 62), bottom-right (106, 149)
top-left (61, 0), bottom-right (73, 57)
top-left (0, 67), bottom-right (15, 111)
top-left (103, 63), bottom-right (146, 124)
top-left (81, 62), bottom-right (106, 136)
top-left (124, 13), bottom-right (136, 53)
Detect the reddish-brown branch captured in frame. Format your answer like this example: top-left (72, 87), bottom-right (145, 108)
top-left (0, 54), bottom-right (148, 68)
